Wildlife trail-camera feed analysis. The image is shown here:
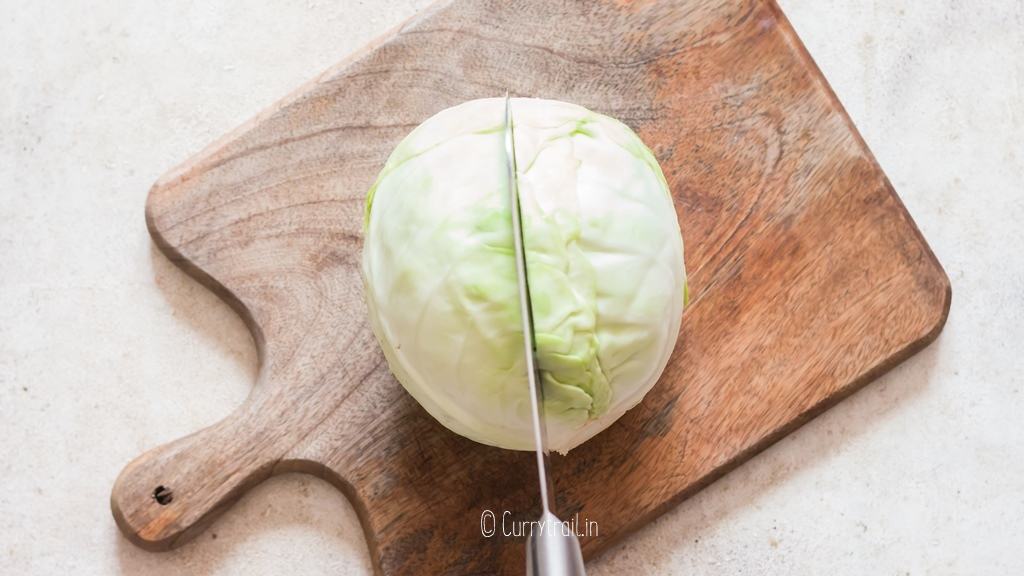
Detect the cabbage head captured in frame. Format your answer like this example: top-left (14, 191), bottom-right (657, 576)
top-left (362, 97), bottom-right (686, 453)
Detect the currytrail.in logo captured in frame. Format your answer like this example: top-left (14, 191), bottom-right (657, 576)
top-left (480, 510), bottom-right (598, 538)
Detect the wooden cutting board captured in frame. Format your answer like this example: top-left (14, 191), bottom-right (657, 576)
top-left (111, 0), bottom-right (950, 573)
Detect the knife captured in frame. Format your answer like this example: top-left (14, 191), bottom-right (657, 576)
top-left (503, 94), bottom-right (588, 576)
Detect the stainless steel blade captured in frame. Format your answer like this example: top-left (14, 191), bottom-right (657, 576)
top-left (505, 94), bottom-right (587, 576)
top-left (504, 93), bottom-right (555, 513)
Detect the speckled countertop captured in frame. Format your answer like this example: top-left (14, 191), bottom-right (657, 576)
top-left (2, 1), bottom-right (1022, 574)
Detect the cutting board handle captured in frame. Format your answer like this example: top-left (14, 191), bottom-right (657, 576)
top-left (110, 402), bottom-right (281, 550)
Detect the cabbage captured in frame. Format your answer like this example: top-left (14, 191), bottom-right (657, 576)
top-left (362, 97), bottom-right (686, 453)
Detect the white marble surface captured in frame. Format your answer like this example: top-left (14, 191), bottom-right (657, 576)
top-left (2, 1), bottom-right (1022, 574)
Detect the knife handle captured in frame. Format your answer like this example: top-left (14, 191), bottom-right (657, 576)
top-left (526, 510), bottom-right (587, 576)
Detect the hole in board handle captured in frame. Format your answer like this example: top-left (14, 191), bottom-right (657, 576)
top-left (153, 485), bottom-right (173, 505)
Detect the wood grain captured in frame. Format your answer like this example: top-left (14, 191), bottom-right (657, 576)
top-left (110, 0), bottom-right (950, 573)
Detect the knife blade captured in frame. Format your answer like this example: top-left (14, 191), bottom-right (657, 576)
top-left (503, 93), bottom-right (587, 576)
